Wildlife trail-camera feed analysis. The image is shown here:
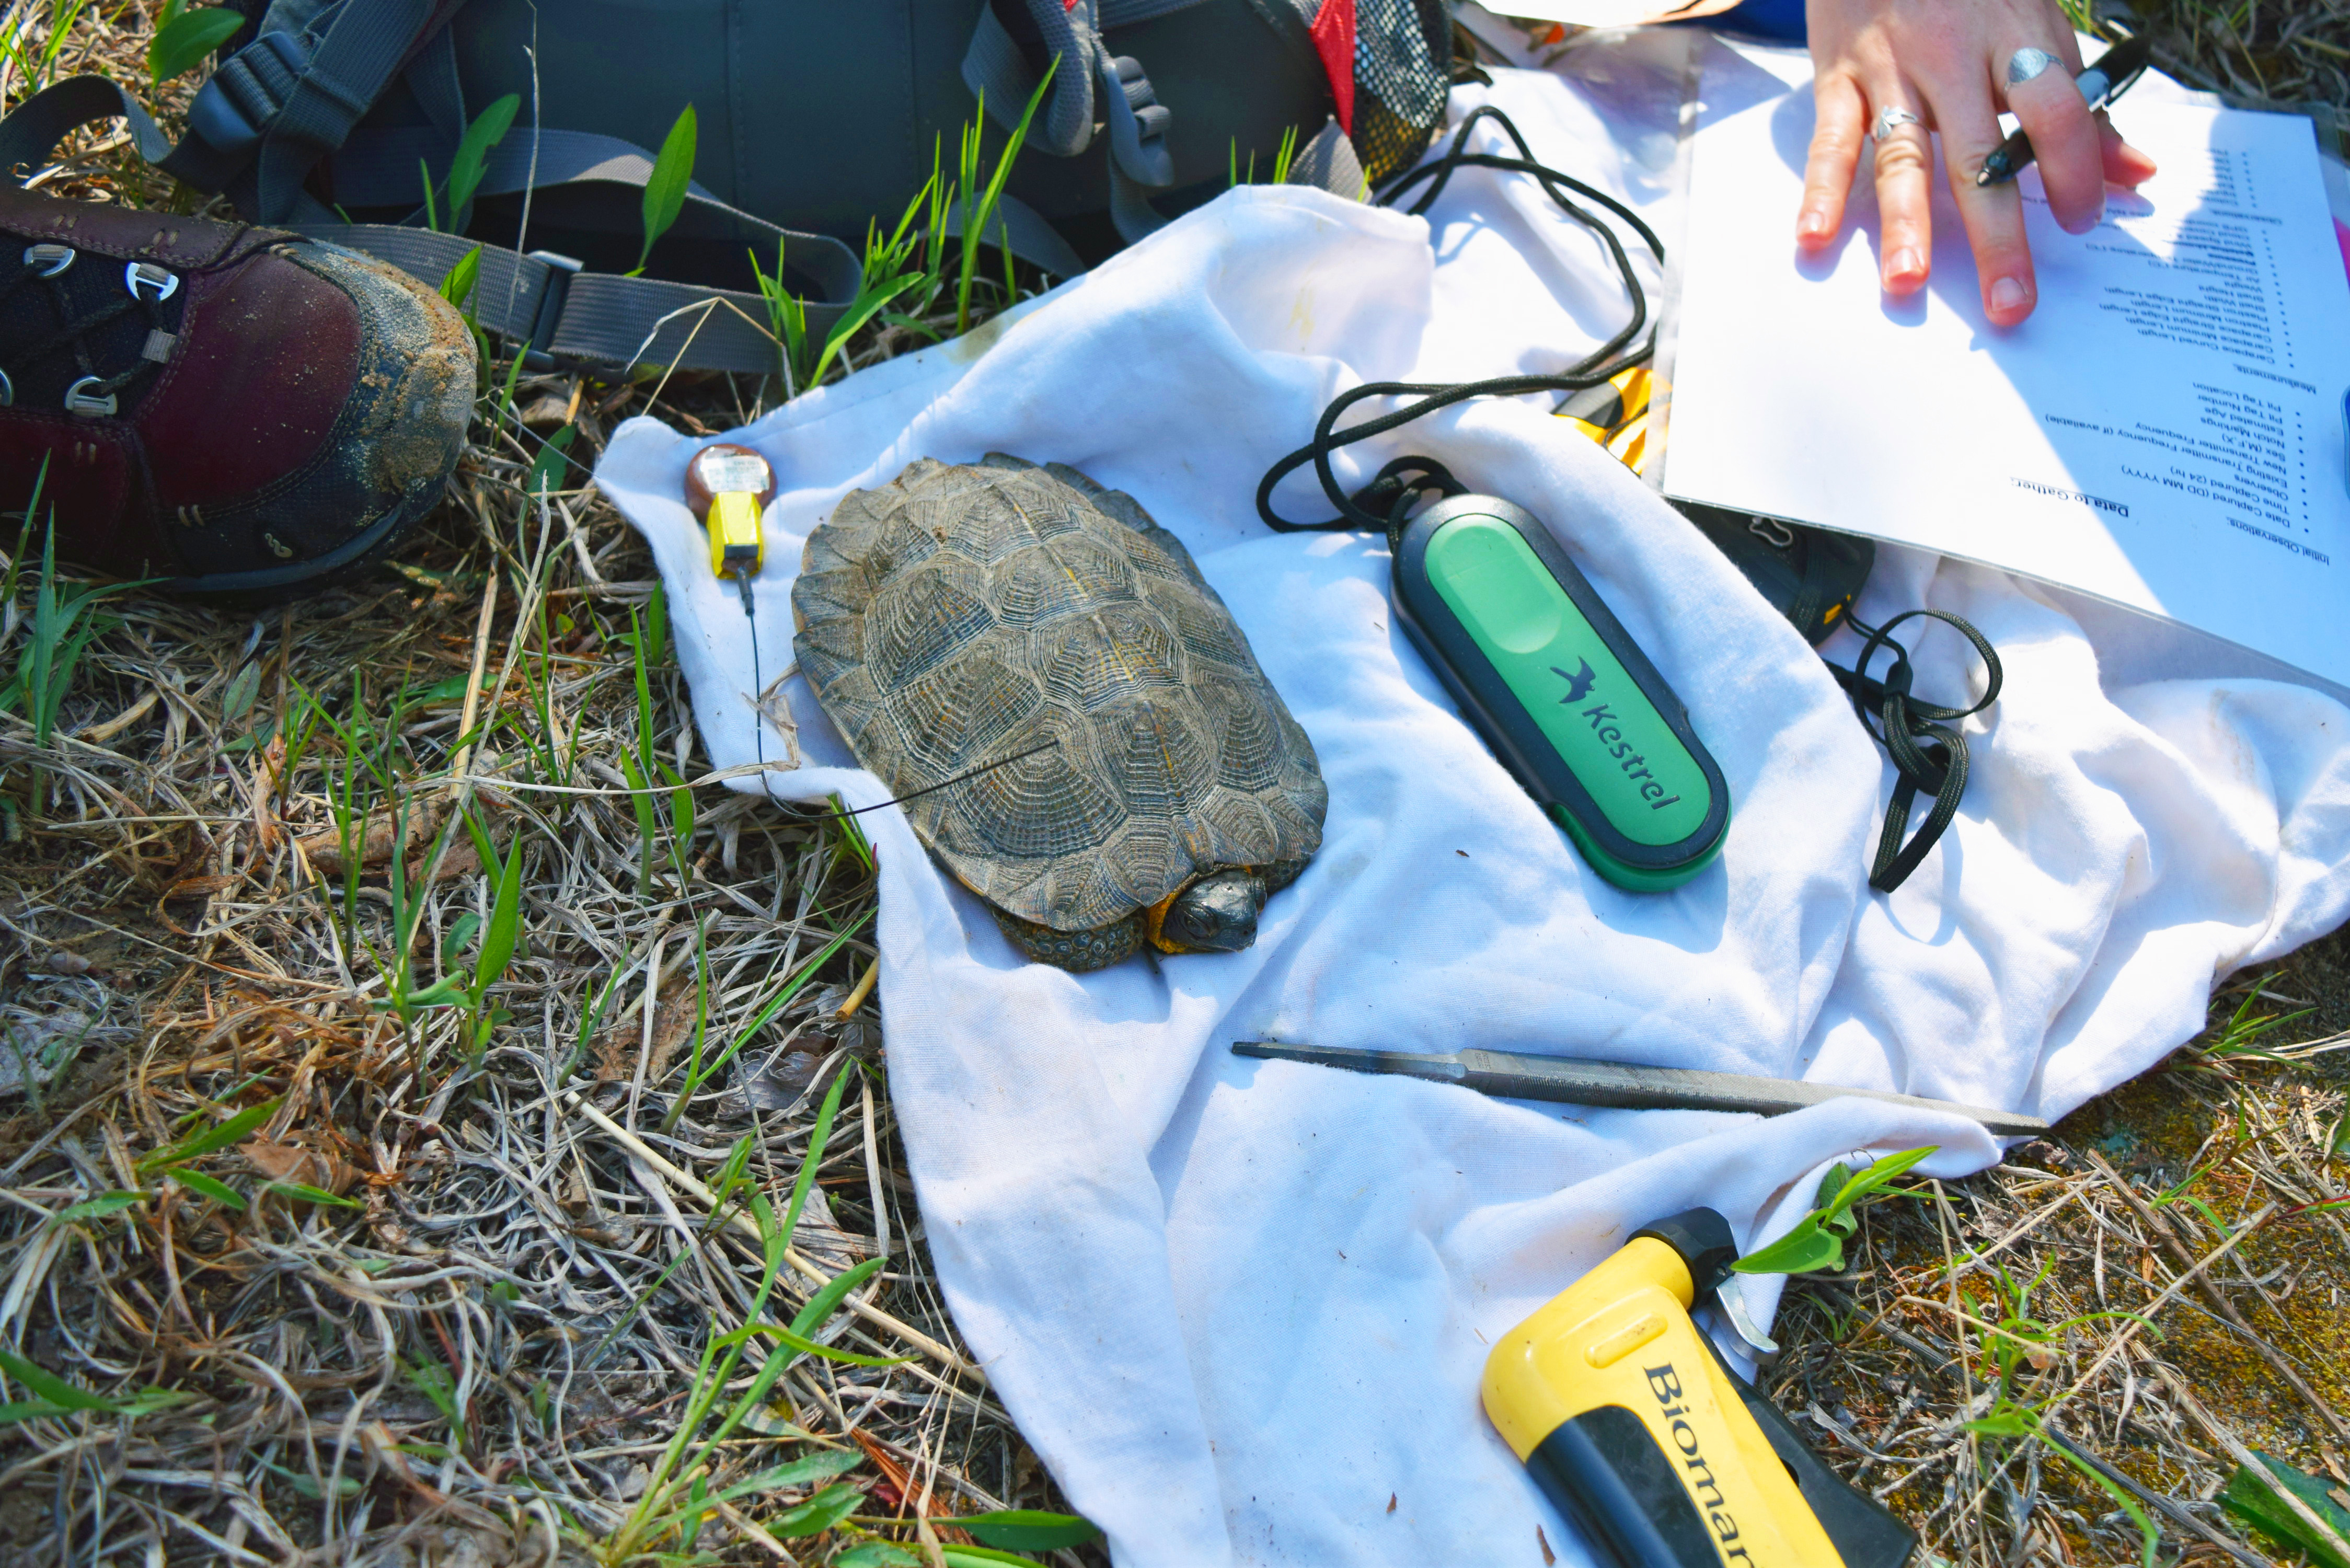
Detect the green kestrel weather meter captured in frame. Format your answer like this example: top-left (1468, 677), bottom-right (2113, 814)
top-left (1390, 495), bottom-right (1730, 891)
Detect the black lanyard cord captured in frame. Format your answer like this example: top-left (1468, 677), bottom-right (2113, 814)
top-left (1826, 609), bottom-right (2004, 893)
top-left (1254, 104), bottom-right (2007, 897)
top-left (1255, 106), bottom-right (1665, 536)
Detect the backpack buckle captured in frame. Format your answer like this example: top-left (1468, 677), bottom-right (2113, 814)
top-left (23, 244), bottom-right (73, 277)
top-left (184, 30), bottom-right (312, 161)
top-left (1100, 54), bottom-right (1174, 188)
top-left (521, 250), bottom-right (583, 372)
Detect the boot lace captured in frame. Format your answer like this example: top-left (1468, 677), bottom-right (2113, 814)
top-left (0, 243), bottom-right (178, 416)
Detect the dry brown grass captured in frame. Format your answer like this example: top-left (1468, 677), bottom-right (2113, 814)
top-left (1765, 963), bottom-right (2350, 1567)
top-left (0, 4), bottom-right (2344, 1566)
top-left (2129, 0), bottom-right (2350, 116)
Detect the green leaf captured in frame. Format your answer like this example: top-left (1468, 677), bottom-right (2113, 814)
top-left (959, 1511), bottom-right (1103, 1551)
top-left (700, 1449), bottom-right (864, 1508)
top-left (446, 93), bottom-right (520, 216)
top-left (1737, 1147), bottom-right (1938, 1276)
top-left (1821, 1145), bottom-right (1938, 1226)
top-left (1961, 1408), bottom-right (2039, 1440)
top-left (781, 1065), bottom-right (853, 1251)
top-left (721, 1319), bottom-right (904, 1369)
top-left (397, 976), bottom-right (470, 1009)
top-left (706, 1134), bottom-right (755, 1216)
top-left (48, 1192), bottom-right (144, 1227)
top-left (140, 1098), bottom-right (279, 1172)
top-left (0, 1348), bottom-right (119, 1411)
top-left (525, 423), bottom-right (578, 498)
top-left (440, 912), bottom-right (483, 970)
top-left (834, 1546), bottom-right (921, 1568)
top-left (765, 1482), bottom-right (863, 1538)
top-left (148, 6), bottom-right (244, 83)
top-left (267, 1458), bottom-right (364, 1500)
top-left (1732, 1217), bottom-right (1844, 1277)
top-left (789, 1255), bottom-right (887, 1339)
top-left (1815, 1162), bottom-right (1858, 1236)
top-left (2221, 1452), bottom-right (2350, 1568)
top-left (472, 832), bottom-right (525, 999)
top-left (0, 1399), bottom-right (74, 1424)
top-left (262, 1182), bottom-right (363, 1209)
top-left (171, 1170), bottom-right (246, 1210)
top-left (810, 271), bottom-right (921, 387)
top-left (647, 581), bottom-right (669, 668)
top-left (635, 105), bottom-right (697, 275)
top-left (439, 245), bottom-right (483, 310)
top-left (942, 1547), bottom-right (1051, 1567)
top-left (221, 661), bottom-right (262, 723)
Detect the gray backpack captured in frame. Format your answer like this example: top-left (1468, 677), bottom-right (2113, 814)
top-left (1, 0), bottom-right (1461, 373)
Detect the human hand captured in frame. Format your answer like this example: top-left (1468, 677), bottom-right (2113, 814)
top-left (1797, 0), bottom-right (2158, 325)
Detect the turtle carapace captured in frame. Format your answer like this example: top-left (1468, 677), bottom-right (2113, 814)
top-left (791, 455), bottom-right (1326, 971)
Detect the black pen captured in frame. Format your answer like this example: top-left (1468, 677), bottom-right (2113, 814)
top-left (1977, 32), bottom-right (2153, 187)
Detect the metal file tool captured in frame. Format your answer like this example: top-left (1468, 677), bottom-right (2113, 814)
top-left (1230, 1040), bottom-right (2050, 1138)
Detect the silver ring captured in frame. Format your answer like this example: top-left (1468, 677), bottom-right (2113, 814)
top-left (1873, 106), bottom-right (1924, 141)
top-left (2007, 47), bottom-right (2058, 86)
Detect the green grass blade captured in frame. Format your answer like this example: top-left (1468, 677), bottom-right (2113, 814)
top-left (698, 1450), bottom-right (863, 1509)
top-left (473, 831), bottom-right (525, 998)
top-left (447, 93), bottom-right (520, 215)
top-left (48, 1192), bottom-right (143, 1227)
top-left (780, 1066), bottom-right (851, 1251)
top-left (439, 245), bottom-right (483, 310)
top-left (765, 1482), bottom-right (865, 1538)
top-left (788, 1255), bottom-right (886, 1339)
top-left (958, 60), bottom-right (1054, 334)
top-left (170, 1170), bottom-right (246, 1209)
top-left (673, 908), bottom-right (873, 1109)
top-left (635, 105), bottom-right (698, 276)
top-left (148, 6), bottom-right (243, 83)
top-left (139, 1098), bottom-right (280, 1172)
top-left (960, 1511), bottom-right (1103, 1552)
top-left (0, 1348), bottom-right (122, 1412)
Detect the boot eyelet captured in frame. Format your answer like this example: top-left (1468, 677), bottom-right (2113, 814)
top-left (23, 244), bottom-right (73, 277)
top-left (64, 376), bottom-right (117, 418)
top-left (124, 261), bottom-right (178, 302)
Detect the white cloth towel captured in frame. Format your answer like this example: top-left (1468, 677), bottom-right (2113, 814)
top-left (593, 65), bottom-right (2350, 1567)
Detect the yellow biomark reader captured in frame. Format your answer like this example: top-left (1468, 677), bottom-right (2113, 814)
top-left (683, 442), bottom-right (776, 597)
top-left (1483, 1209), bottom-right (1916, 1568)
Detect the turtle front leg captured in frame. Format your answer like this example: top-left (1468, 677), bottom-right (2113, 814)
top-left (986, 906), bottom-right (1143, 972)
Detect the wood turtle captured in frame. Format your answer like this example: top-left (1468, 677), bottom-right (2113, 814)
top-left (792, 454), bottom-right (1325, 970)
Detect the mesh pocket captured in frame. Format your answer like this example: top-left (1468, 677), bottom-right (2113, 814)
top-left (1302, 0), bottom-right (1456, 184)
top-left (1348, 0), bottom-right (1454, 183)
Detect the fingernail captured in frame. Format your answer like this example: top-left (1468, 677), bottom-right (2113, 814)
top-left (1798, 208), bottom-right (1831, 240)
top-left (1885, 247), bottom-right (1924, 284)
top-left (1990, 275), bottom-right (2029, 313)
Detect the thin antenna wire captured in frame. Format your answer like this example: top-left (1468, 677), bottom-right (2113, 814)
top-left (743, 577), bottom-right (780, 809)
top-left (757, 737), bottom-right (1063, 824)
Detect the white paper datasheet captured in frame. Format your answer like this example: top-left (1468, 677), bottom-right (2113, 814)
top-left (1664, 44), bottom-right (2350, 687)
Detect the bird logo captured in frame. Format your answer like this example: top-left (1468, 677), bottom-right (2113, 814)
top-left (1552, 658), bottom-right (1598, 705)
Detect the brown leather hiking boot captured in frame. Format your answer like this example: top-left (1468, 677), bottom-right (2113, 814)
top-left (0, 184), bottom-right (476, 597)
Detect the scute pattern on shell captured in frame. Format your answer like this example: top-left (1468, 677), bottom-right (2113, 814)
top-left (792, 455), bottom-right (1326, 933)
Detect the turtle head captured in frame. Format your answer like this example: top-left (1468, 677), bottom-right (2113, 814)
top-left (1149, 870), bottom-right (1268, 955)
